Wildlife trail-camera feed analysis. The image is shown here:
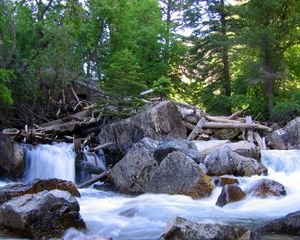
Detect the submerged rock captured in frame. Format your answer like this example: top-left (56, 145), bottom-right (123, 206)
top-left (145, 151), bottom-right (215, 198)
top-left (267, 117), bottom-right (300, 149)
top-left (0, 189), bottom-right (85, 239)
top-left (0, 178), bottom-right (80, 205)
top-left (245, 179), bottom-right (286, 198)
top-left (108, 138), bottom-right (160, 194)
top-left (204, 146), bottom-right (267, 177)
top-left (0, 134), bottom-right (24, 178)
top-left (99, 101), bottom-right (187, 163)
top-left (154, 139), bottom-right (205, 164)
top-left (216, 184), bottom-right (246, 207)
top-left (258, 211), bottom-right (300, 236)
top-left (160, 216), bottom-right (246, 240)
top-left (214, 176), bottom-right (239, 187)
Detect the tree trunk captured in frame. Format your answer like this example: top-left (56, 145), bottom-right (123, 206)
top-left (220, 0), bottom-right (231, 114)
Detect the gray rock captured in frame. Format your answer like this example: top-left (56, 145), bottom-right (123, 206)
top-left (232, 152), bottom-right (268, 177)
top-left (204, 146), bottom-right (234, 175)
top-left (145, 151), bottom-right (215, 199)
top-left (154, 139), bottom-right (205, 164)
top-left (99, 101), bottom-right (187, 163)
top-left (258, 211), bottom-right (300, 236)
top-left (192, 140), bottom-right (260, 160)
top-left (204, 146), bottom-right (267, 177)
top-left (0, 134), bottom-right (24, 178)
top-left (108, 138), bottom-right (160, 194)
top-left (267, 117), bottom-right (300, 150)
top-left (0, 178), bottom-right (80, 205)
top-left (0, 189), bottom-right (85, 239)
top-left (245, 179), bottom-right (286, 198)
top-left (160, 217), bottom-right (246, 240)
top-left (216, 184), bottom-right (246, 207)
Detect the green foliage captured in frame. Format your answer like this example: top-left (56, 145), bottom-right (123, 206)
top-left (272, 90), bottom-right (300, 123)
top-left (0, 69), bottom-right (14, 105)
top-left (152, 76), bottom-right (173, 99)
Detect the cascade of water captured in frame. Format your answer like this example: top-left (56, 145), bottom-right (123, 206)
top-left (83, 149), bottom-right (106, 171)
top-left (24, 143), bottom-right (75, 182)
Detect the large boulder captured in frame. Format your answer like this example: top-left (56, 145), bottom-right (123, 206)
top-left (0, 134), bottom-right (24, 178)
top-left (0, 190), bottom-right (85, 239)
top-left (245, 179), bottom-right (286, 198)
top-left (145, 151), bottom-right (215, 198)
top-left (0, 178), bottom-right (80, 205)
top-left (258, 211), bottom-right (300, 236)
top-left (108, 138), bottom-right (160, 194)
top-left (192, 140), bottom-right (260, 160)
top-left (204, 146), bottom-right (267, 177)
top-left (99, 101), bottom-right (187, 162)
top-left (267, 117), bottom-right (300, 149)
top-left (160, 217), bottom-right (246, 240)
top-left (154, 139), bottom-right (205, 164)
top-left (216, 184), bottom-right (246, 207)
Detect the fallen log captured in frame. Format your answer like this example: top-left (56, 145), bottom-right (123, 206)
top-left (187, 118), bottom-right (206, 141)
top-left (74, 80), bottom-right (102, 93)
top-left (228, 110), bottom-right (244, 120)
top-left (204, 115), bottom-right (241, 123)
top-left (77, 170), bottom-right (109, 188)
top-left (88, 142), bottom-right (114, 152)
top-left (183, 121), bottom-right (195, 131)
top-left (202, 122), bottom-right (272, 132)
top-left (254, 132), bottom-right (267, 150)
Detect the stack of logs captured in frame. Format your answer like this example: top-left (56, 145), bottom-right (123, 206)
top-left (177, 103), bottom-right (271, 150)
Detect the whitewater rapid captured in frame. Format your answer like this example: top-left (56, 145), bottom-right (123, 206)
top-left (2, 145), bottom-right (300, 239)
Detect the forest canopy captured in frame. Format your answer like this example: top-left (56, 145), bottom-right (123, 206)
top-left (0, 0), bottom-right (300, 126)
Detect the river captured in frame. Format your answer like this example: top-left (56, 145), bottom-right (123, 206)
top-left (2, 144), bottom-right (300, 239)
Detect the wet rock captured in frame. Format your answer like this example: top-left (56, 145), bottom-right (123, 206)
top-left (0, 178), bottom-right (80, 205)
top-left (119, 208), bottom-right (138, 218)
top-left (245, 179), bottom-right (286, 198)
top-left (160, 216), bottom-right (246, 240)
top-left (216, 184), bottom-right (246, 207)
top-left (214, 176), bottom-right (239, 187)
top-left (232, 152), bottom-right (268, 177)
top-left (108, 138), bottom-right (160, 194)
top-left (258, 211), bottom-right (300, 236)
top-left (0, 134), bottom-right (24, 178)
top-left (99, 101), bottom-right (187, 162)
top-left (267, 117), bottom-right (300, 150)
top-left (0, 190), bottom-right (85, 239)
top-left (145, 151), bottom-right (215, 199)
top-left (154, 139), bottom-right (205, 164)
top-left (204, 146), bottom-right (267, 177)
top-left (192, 140), bottom-right (231, 155)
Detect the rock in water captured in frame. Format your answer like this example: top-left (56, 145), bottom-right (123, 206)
top-left (216, 184), bottom-right (246, 207)
top-left (0, 190), bottom-right (85, 239)
top-left (0, 134), bottom-right (24, 178)
top-left (108, 138), bottom-right (160, 194)
top-left (145, 151), bottom-right (215, 199)
top-left (214, 176), bottom-right (239, 187)
top-left (0, 178), bottom-right (80, 205)
top-left (154, 139), bottom-right (205, 163)
top-left (160, 217), bottom-right (246, 240)
top-left (99, 101), bottom-right (187, 162)
top-left (267, 117), bottom-right (300, 149)
top-left (245, 179), bottom-right (286, 198)
top-left (204, 146), bottom-right (267, 177)
top-left (258, 211), bottom-right (300, 236)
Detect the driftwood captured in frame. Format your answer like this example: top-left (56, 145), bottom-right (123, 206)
top-left (254, 132), bottom-right (267, 150)
top-left (77, 170), bottom-right (109, 188)
top-left (187, 118), bottom-right (206, 141)
top-left (74, 80), bottom-right (102, 93)
top-left (88, 142), bottom-right (114, 152)
top-left (204, 115), bottom-right (241, 124)
top-left (245, 116), bottom-right (254, 144)
top-left (202, 122), bottom-right (272, 132)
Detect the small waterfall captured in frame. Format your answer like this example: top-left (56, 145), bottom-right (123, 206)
top-left (24, 143), bottom-right (76, 182)
top-left (261, 150), bottom-right (300, 173)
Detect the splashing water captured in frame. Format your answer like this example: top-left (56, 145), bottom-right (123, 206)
top-left (24, 143), bottom-right (75, 182)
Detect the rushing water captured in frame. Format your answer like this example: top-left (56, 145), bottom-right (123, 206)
top-left (4, 145), bottom-right (300, 239)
